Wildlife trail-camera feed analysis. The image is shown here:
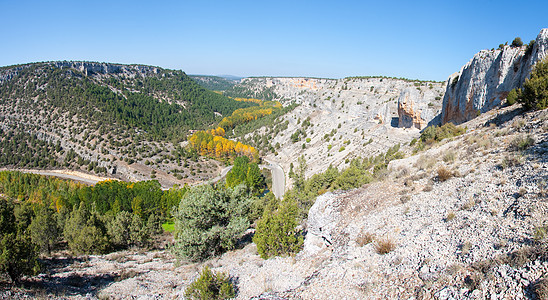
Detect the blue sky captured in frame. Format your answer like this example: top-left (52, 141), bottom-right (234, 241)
top-left (1, 0), bottom-right (547, 81)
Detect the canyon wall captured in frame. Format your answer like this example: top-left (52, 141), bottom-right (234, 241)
top-left (442, 28), bottom-right (548, 124)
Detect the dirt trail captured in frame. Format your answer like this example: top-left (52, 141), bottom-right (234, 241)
top-left (0, 168), bottom-right (113, 185)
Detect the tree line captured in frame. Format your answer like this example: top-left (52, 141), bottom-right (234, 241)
top-left (188, 129), bottom-right (259, 162)
top-left (0, 171), bottom-right (187, 283)
top-left (218, 101), bottom-right (282, 131)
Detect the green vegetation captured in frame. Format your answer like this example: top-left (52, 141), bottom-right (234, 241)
top-left (253, 145), bottom-right (404, 258)
top-left (507, 88), bottom-right (520, 105)
top-left (229, 104), bottom-right (296, 139)
top-left (509, 134), bottom-right (535, 151)
top-left (184, 266), bottom-right (235, 300)
top-left (416, 123), bottom-right (466, 148)
top-left (218, 101), bottom-right (282, 131)
top-left (519, 58), bottom-right (548, 110)
top-left (162, 221), bottom-right (175, 232)
top-left (225, 156), bottom-right (266, 195)
top-left (223, 84), bottom-right (279, 101)
top-left (170, 184), bottom-right (257, 261)
top-left (0, 129), bottom-right (67, 169)
top-left (525, 40), bottom-right (536, 57)
top-left (511, 37), bottom-right (523, 47)
top-left (253, 197), bottom-right (303, 259)
top-left (343, 75), bottom-right (442, 84)
top-left (0, 171), bottom-right (186, 256)
top-left (0, 63), bottom-right (255, 142)
top-left (189, 75), bottom-right (237, 91)
top-left (0, 198), bottom-right (39, 284)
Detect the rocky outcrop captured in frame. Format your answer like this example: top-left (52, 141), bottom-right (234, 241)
top-left (52, 61), bottom-right (161, 77)
top-left (397, 88), bottom-right (441, 129)
top-left (0, 61), bottom-right (162, 85)
top-left (442, 28), bottom-right (548, 124)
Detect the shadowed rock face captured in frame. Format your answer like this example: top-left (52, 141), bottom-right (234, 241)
top-left (442, 28), bottom-right (548, 125)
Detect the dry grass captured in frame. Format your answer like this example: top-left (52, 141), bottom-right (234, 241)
top-left (461, 199), bottom-right (476, 210)
top-left (500, 154), bottom-right (522, 169)
top-left (446, 211), bottom-right (456, 222)
top-left (415, 154), bottom-right (436, 171)
top-left (442, 150), bottom-right (457, 163)
top-left (374, 238), bottom-right (396, 254)
top-left (437, 166), bottom-right (453, 182)
top-left (356, 231), bottom-right (376, 247)
top-left (460, 241), bottom-right (472, 255)
top-left (533, 277), bottom-right (548, 300)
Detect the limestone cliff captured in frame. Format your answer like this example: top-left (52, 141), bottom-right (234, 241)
top-left (397, 87), bottom-right (441, 129)
top-left (442, 28), bottom-right (548, 124)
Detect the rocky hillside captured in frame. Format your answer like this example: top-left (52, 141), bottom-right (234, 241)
top-left (9, 96), bottom-right (546, 300)
top-left (442, 28), bottom-right (548, 125)
top-left (228, 76), bottom-right (445, 180)
top-left (0, 61), bottom-right (255, 186)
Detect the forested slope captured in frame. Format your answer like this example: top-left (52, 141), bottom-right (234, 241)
top-left (0, 61), bottom-right (256, 184)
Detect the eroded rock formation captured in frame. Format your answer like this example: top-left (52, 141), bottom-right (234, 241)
top-left (442, 28), bottom-right (548, 124)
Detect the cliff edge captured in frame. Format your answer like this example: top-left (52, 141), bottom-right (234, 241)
top-left (442, 28), bottom-right (548, 124)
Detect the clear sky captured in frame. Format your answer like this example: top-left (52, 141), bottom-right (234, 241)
top-left (1, 0), bottom-right (547, 81)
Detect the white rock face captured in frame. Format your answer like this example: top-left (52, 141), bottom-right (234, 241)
top-left (302, 192), bottom-right (340, 256)
top-left (442, 28), bottom-right (548, 124)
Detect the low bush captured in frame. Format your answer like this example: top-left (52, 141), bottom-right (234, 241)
top-left (533, 277), bottom-right (548, 300)
top-left (437, 166), bottom-right (453, 182)
top-left (375, 238), bottom-right (396, 254)
top-left (420, 123), bottom-right (465, 145)
top-left (171, 184), bottom-right (253, 261)
top-left (185, 266), bottom-right (235, 300)
top-left (506, 88), bottom-right (520, 106)
top-left (509, 135), bottom-right (535, 151)
top-left (356, 231), bottom-right (375, 247)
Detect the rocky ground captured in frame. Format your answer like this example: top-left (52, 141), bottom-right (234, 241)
top-left (3, 104), bottom-right (547, 299)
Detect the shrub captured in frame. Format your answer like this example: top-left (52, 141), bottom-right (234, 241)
top-left (185, 266), bottom-right (235, 300)
top-left (28, 206), bottom-right (59, 255)
top-left (253, 197), bottom-right (303, 259)
top-left (506, 88), bottom-right (520, 105)
top-left (171, 184), bottom-right (252, 261)
top-left (375, 238), bottom-right (396, 254)
top-left (356, 231), bottom-right (375, 247)
top-left (64, 202), bottom-right (110, 254)
top-left (106, 211), bottom-right (149, 249)
top-left (525, 40), bottom-right (536, 56)
top-left (511, 37), bottom-right (523, 47)
top-left (0, 199), bottom-right (39, 283)
top-left (437, 166), bottom-right (453, 182)
top-left (519, 58), bottom-right (548, 110)
top-left (509, 135), bottom-right (535, 151)
top-left (420, 123), bottom-right (465, 145)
